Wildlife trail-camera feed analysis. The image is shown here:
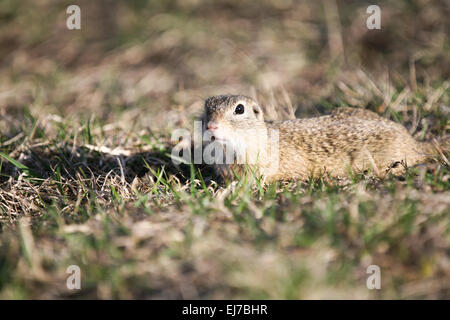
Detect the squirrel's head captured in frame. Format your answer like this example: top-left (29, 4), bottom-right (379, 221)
top-left (202, 95), bottom-right (265, 142)
top-left (201, 95), bottom-right (274, 169)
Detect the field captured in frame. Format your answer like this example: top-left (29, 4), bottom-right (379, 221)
top-left (0, 0), bottom-right (449, 299)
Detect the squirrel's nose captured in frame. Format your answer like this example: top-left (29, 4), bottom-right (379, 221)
top-left (206, 121), bottom-right (218, 130)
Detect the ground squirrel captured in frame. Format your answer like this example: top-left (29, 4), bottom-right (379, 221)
top-left (202, 94), bottom-right (433, 182)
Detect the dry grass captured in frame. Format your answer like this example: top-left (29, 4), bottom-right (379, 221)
top-left (0, 0), bottom-right (449, 299)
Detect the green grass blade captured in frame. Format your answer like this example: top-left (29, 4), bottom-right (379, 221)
top-left (0, 151), bottom-right (41, 178)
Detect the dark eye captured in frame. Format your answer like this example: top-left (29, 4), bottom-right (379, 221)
top-left (234, 104), bottom-right (245, 114)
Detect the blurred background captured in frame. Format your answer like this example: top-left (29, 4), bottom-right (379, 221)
top-left (1, 0), bottom-right (448, 128)
top-left (0, 0), bottom-right (449, 300)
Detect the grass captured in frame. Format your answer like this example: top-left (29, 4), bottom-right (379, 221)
top-left (0, 0), bottom-right (449, 299)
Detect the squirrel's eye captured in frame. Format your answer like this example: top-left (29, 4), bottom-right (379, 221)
top-left (234, 104), bottom-right (245, 114)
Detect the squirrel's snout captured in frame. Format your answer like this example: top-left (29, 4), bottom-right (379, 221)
top-left (206, 121), bottom-right (219, 131)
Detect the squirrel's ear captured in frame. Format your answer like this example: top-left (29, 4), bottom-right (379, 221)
top-left (253, 105), bottom-right (264, 121)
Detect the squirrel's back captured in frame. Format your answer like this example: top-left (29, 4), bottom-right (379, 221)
top-left (265, 108), bottom-right (432, 180)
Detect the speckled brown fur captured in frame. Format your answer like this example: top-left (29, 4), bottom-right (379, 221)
top-left (203, 95), bottom-right (433, 182)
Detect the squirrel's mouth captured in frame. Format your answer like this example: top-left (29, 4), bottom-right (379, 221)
top-left (210, 136), bottom-right (227, 144)
top-left (203, 128), bottom-right (230, 144)
top-left (208, 134), bottom-right (226, 143)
